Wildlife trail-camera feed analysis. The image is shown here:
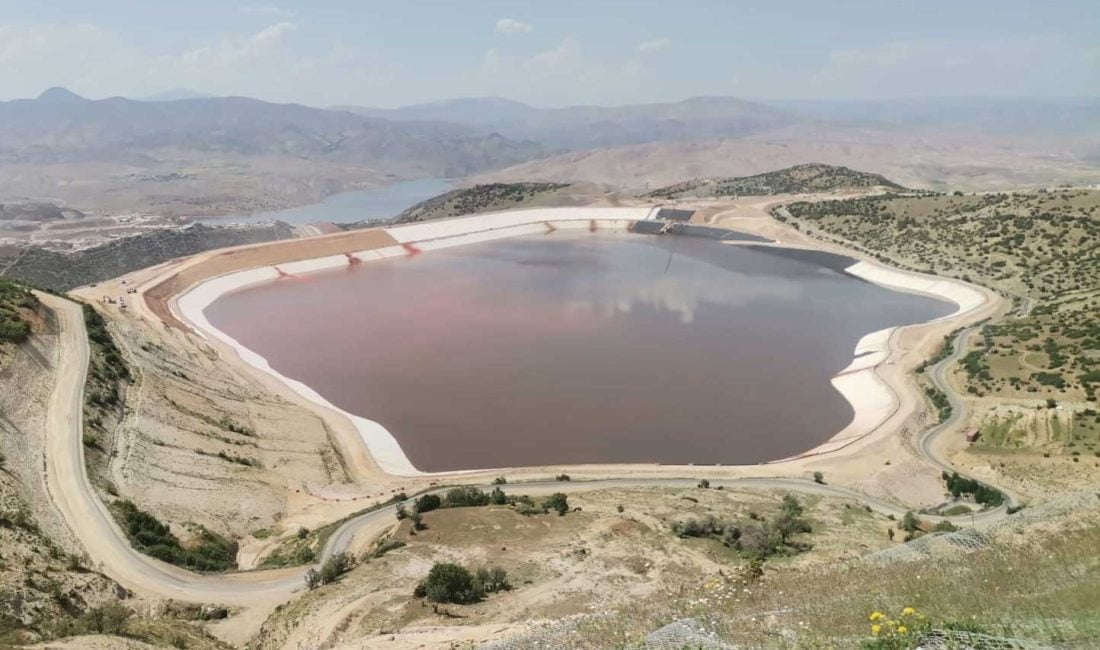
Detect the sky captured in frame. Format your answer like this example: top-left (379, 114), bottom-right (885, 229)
top-left (1, 0), bottom-right (1097, 108)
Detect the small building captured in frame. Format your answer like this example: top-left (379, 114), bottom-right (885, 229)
top-left (964, 428), bottom-right (981, 443)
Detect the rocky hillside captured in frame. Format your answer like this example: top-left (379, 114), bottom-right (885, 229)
top-left (644, 163), bottom-right (907, 199)
top-left (0, 222), bottom-right (293, 292)
top-left (384, 182), bottom-right (572, 225)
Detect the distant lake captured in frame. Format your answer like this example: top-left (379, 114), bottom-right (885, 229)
top-left (199, 178), bottom-right (452, 226)
top-left (205, 232), bottom-right (954, 472)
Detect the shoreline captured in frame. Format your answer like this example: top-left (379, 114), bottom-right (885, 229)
top-left (171, 206), bottom-right (987, 477)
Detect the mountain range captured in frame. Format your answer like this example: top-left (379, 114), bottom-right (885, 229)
top-left (0, 88), bottom-right (542, 176)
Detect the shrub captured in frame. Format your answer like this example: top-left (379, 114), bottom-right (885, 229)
top-left (443, 486), bottom-right (490, 508)
top-left (78, 602), bottom-right (132, 634)
top-left (813, 471), bottom-right (825, 484)
top-left (415, 562), bottom-right (481, 604)
top-left (544, 492), bottom-right (569, 516)
top-left (555, 474), bottom-right (571, 481)
top-left (318, 552), bottom-right (352, 585)
top-left (490, 486), bottom-right (507, 505)
top-left (114, 500), bottom-right (237, 571)
top-left (415, 494), bottom-right (441, 513)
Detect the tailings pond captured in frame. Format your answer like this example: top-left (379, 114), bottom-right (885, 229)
top-left (204, 232), bottom-right (954, 471)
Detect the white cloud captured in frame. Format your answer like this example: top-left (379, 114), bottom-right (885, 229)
top-left (811, 36), bottom-right (1100, 97)
top-left (239, 5), bottom-right (296, 18)
top-left (636, 37), bottom-right (671, 54)
top-left (527, 36), bottom-right (582, 72)
top-left (495, 18), bottom-right (533, 35)
top-left (176, 21), bottom-right (297, 68)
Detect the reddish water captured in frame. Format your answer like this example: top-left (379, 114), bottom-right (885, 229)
top-left (205, 233), bottom-right (953, 471)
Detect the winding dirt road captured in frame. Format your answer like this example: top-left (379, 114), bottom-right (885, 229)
top-left (39, 289), bottom-right (1012, 607)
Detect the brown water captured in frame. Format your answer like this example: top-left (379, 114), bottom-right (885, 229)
top-left (205, 232), bottom-right (953, 471)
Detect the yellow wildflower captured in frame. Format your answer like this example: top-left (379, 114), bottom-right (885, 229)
top-left (898, 625), bottom-right (909, 635)
top-left (902, 606), bottom-right (916, 616)
top-left (869, 611), bottom-right (885, 621)
top-left (871, 624), bottom-right (882, 636)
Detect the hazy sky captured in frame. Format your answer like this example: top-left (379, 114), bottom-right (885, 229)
top-left (1, 0), bottom-right (1097, 107)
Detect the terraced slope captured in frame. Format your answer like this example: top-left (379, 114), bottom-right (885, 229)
top-left (643, 163), bottom-right (907, 199)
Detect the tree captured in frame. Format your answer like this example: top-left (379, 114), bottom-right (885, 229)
top-left (409, 511), bottom-right (424, 531)
top-left (443, 486), bottom-right (490, 508)
top-left (415, 494), bottom-right (441, 513)
top-left (901, 511), bottom-right (921, 534)
top-left (813, 471), bottom-right (825, 484)
top-left (318, 552), bottom-right (352, 585)
top-left (544, 492), bottom-right (569, 516)
top-left (490, 486), bottom-right (507, 505)
top-left (305, 568), bottom-right (321, 590)
top-left (416, 562), bottom-right (482, 604)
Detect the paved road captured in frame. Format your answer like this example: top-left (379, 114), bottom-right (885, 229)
top-left (39, 291), bottom-right (1013, 606)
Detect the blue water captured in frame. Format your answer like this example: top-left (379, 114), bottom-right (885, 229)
top-left (199, 177), bottom-right (452, 226)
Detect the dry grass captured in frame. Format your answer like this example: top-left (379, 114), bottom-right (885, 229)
top-left (560, 497), bottom-right (1100, 648)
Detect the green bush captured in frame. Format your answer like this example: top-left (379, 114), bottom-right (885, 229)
top-left (414, 562), bottom-right (510, 604)
top-left (414, 494), bottom-right (441, 513)
top-left (115, 500), bottom-right (237, 571)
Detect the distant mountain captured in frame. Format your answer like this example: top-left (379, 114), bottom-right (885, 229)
top-left (770, 97), bottom-right (1100, 136)
top-left (339, 96), bottom-right (799, 150)
top-left (139, 88), bottom-right (217, 102)
top-left (644, 164), bottom-right (907, 199)
top-left (0, 88), bottom-right (543, 176)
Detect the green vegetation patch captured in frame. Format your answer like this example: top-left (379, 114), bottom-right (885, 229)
top-left (0, 277), bottom-right (38, 344)
top-left (379, 182), bottom-right (572, 225)
top-left (644, 163), bottom-right (906, 200)
top-left (783, 189), bottom-right (1100, 401)
top-left (114, 500), bottom-right (238, 572)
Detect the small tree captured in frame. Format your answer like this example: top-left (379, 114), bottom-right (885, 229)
top-left (813, 471), bottom-right (825, 484)
top-left (490, 486), bottom-right (507, 505)
top-left (304, 568), bottom-right (321, 590)
top-left (698, 479), bottom-right (710, 489)
top-left (901, 511), bottom-right (921, 534)
top-left (555, 474), bottom-right (571, 482)
top-left (409, 511), bottom-right (424, 531)
top-left (416, 562), bottom-right (482, 604)
top-left (415, 494), bottom-right (441, 513)
top-left (544, 492), bottom-right (569, 516)
top-left (318, 552), bottom-right (352, 585)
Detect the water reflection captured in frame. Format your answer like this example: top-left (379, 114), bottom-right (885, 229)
top-left (205, 232), bottom-right (954, 471)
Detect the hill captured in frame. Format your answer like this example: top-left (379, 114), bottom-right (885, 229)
top-left (475, 125), bottom-right (1100, 192)
top-left (383, 182), bottom-right (573, 224)
top-left (338, 95), bottom-right (798, 150)
top-left (0, 89), bottom-right (541, 174)
top-left (782, 189), bottom-right (1100, 406)
top-left (644, 163), bottom-right (907, 199)
top-left (0, 222), bottom-right (293, 292)
top-left (0, 89), bottom-right (544, 218)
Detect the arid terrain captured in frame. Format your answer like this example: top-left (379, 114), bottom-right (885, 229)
top-left (0, 95), bottom-right (1096, 648)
